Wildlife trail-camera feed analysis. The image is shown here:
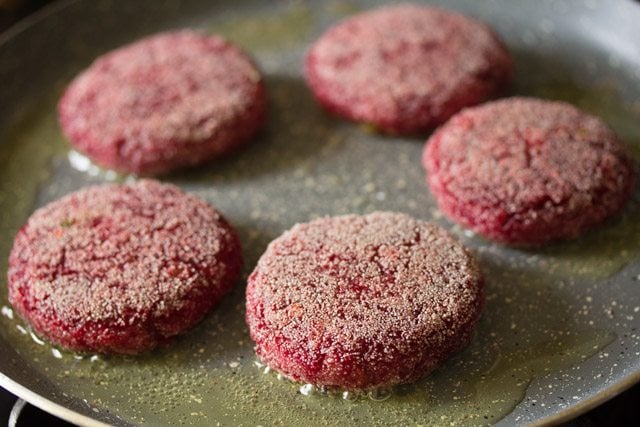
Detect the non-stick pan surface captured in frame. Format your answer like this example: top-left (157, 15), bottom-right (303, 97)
top-left (1, 0), bottom-right (640, 425)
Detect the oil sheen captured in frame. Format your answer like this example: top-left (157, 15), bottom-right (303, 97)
top-left (1, 2), bottom-right (640, 426)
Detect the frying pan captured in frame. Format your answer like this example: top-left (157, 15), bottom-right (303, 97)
top-left (1, 0), bottom-right (640, 425)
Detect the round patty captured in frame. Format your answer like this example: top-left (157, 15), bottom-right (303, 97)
top-left (423, 97), bottom-right (637, 246)
top-left (8, 180), bottom-right (242, 354)
top-left (245, 212), bottom-right (484, 390)
top-left (58, 30), bottom-right (266, 175)
top-left (304, 4), bottom-right (512, 135)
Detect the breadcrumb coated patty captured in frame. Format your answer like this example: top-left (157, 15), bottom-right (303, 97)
top-left (58, 30), bottom-right (266, 175)
top-left (8, 180), bottom-right (242, 354)
top-left (423, 97), bottom-right (637, 245)
top-left (305, 4), bottom-right (512, 134)
top-left (246, 212), bottom-right (484, 390)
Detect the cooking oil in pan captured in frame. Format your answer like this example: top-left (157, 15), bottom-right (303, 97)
top-left (1, 5), bottom-right (640, 424)
top-left (0, 274), bottom-right (616, 426)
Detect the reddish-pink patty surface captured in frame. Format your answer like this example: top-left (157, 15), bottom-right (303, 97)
top-left (423, 97), bottom-right (637, 246)
top-left (246, 212), bottom-right (484, 390)
top-left (8, 180), bottom-right (242, 354)
top-left (304, 4), bottom-right (512, 134)
top-left (58, 30), bottom-right (266, 175)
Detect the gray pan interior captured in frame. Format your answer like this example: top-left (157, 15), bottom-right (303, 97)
top-left (1, 0), bottom-right (640, 425)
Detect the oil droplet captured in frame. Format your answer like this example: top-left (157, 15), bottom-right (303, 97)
top-left (29, 330), bottom-right (45, 345)
top-left (67, 150), bottom-right (127, 182)
top-left (368, 388), bottom-right (392, 402)
top-left (1, 306), bottom-right (13, 319)
top-left (67, 150), bottom-right (93, 172)
top-left (342, 391), bottom-right (357, 401)
top-left (299, 384), bottom-right (315, 396)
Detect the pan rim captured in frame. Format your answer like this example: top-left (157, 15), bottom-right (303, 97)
top-left (0, 0), bottom-right (639, 426)
top-left (0, 0), bottom-right (81, 47)
top-left (0, 372), bottom-right (108, 427)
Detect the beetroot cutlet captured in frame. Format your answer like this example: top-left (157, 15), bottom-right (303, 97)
top-left (304, 3), bottom-right (512, 135)
top-left (58, 30), bottom-right (266, 175)
top-left (7, 180), bottom-right (242, 354)
top-left (423, 97), bottom-right (637, 246)
top-left (245, 212), bottom-right (484, 390)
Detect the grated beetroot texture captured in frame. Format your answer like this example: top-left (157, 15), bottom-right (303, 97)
top-left (423, 97), bottom-right (637, 246)
top-left (246, 212), bottom-right (484, 390)
top-left (8, 179), bottom-right (242, 354)
top-left (58, 30), bottom-right (266, 175)
top-left (304, 3), bottom-right (512, 134)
